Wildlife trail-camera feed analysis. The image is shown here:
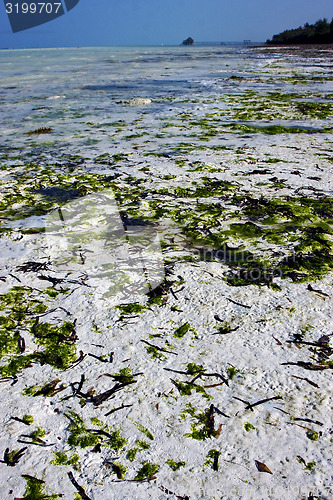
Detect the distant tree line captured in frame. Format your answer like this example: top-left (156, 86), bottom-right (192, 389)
top-left (267, 18), bottom-right (333, 45)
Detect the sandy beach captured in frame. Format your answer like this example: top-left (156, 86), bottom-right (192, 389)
top-left (0, 44), bottom-right (332, 499)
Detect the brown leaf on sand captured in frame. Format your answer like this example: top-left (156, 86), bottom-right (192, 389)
top-left (215, 424), bottom-right (223, 438)
top-left (254, 460), bottom-right (273, 474)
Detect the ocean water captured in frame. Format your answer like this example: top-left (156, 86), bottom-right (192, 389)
top-left (1, 44), bottom-right (332, 158)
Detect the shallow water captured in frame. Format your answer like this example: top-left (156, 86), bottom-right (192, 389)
top-left (1, 45), bottom-right (332, 152)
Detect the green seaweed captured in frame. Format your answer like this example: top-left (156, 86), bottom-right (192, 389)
top-left (30, 427), bottom-right (46, 441)
top-left (66, 412), bottom-right (127, 450)
top-left (0, 159), bottom-right (122, 221)
top-left (126, 441), bottom-right (150, 462)
top-left (174, 323), bottom-right (192, 339)
top-left (174, 380), bottom-right (210, 398)
top-left (215, 323), bottom-right (234, 335)
top-left (244, 422), bottom-right (256, 432)
top-left (204, 449), bottom-right (221, 470)
top-left (296, 102), bottom-right (332, 119)
top-left (110, 368), bottom-right (135, 384)
top-left (135, 423), bottom-right (154, 440)
top-left (134, 462), bottom-right (160, 481)
top-left (229, 123), bottom-right (309, 135)
top-left (185, 363), bottom-right (205, 375)
top-left (116, 303), bottom-right (146, 315)
top-left (166, 459), bottom-right (186, 471)
top-left (22, 414), bottom-right (34, 425)
top-left (227, 366), bottom-right (242, 380)
top-left (174, 178), bottom-right (236, 198)
top-left (1, 355), bottom-right (36, 377)
top-left (0, 287), bottom-right (78, 376)
top-left (31, 321), bottom-right (78, 370)
top-left (303, 461), bottom-right (316, 471)
top-left (306, 430), bottom-right (319, 441)
top-left (182, 403), bottom-right (220, 440)
top-left (109, 462), bottom-right (127, 479)
top-left (145, 346), bottom-right (164, 359)
top-left (51, 451), bottom-right (80, 471)
top-left (19, 475), bottom-right (62, 499)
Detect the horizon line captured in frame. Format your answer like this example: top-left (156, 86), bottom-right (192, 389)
top-left (0, 41), bottom-right (265, 51)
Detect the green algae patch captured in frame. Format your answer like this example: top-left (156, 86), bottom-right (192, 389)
top-left (303, 461), bottom-right (316, 471)
top-left (135, 423), bottom-right (154, 440)
top-left (264, 157), bottom-right (288, 164)
top-left (144, 344), bottom-right (168, 360)
top-left (0, 157), bottom-right (123, 222)
top-left (109, 462), bottom-right (127, 479)
top-left (0, 286), bottom-right (47, 320)
top-left (0, 286), bottom-right (78, 377)
top-left (226, 221), bottom-right (263, 239)
top-left (160, 190), bottom-right (332, 284)
top-left (0, 354), bottom-right (36, 378)
top-left (17, 426), bottom-right (48, 445)
top-left (227, 366), bottom-right (242, 380)
top-left (166, 459), bottom-right (186, 471)
top-left (43, 287), bottom-right (69, 299)
top-left (182, 403), bottom-right (221, 441)
top-left (22, 379), bottom-right (64, 397)
top-left (215, 323), bottom-right (235, 335)
top-left (19, 475), bottom-right (62, 499)
top-left (306, 430), bottom-right (319, 441)
top-left (266, 91), bottom-right (308, 102)
top-left (134, 183), bottom-right (332, 285)
top-left (174, 323), bottom-right (192, 339)
top-left (32, 321), bottom-right (78, 370)
top-left (94, 152), bottom-right (130, 165)
top-left (186, 363), bottom-right (205, 375)
top-left (296, 102), bottom-right (333, 119)
top-left (116, 303), bottom-right (146, 315)
top-left (213, 195), bottom-right (333, 284)
top-left (244, 422), bottom-right (256, 432)
top-left (51, 451), bottom-right (80, 471)
top-left (66, 412), bottom-right (106, 449)
top-left (22, 414), bottom-right (34, 425)
top-left (134, 462), bottom-right (160, 481)
top-left (110, 368), bottom-right (136, 384)
top-left (173, 380), bottom-right (210, 399)
top-left (174, 177), bottom-right (236, 198)
top-left (127, 440), bottom-right (150, 462)
top-left (66, 412), bottom-right (127, 451)
top-left (229, 123), bottom-right (309, 135)
top-left (204, 449), bottom-right (221, 470)
top-left (278, 248), bottom-right (333, 283)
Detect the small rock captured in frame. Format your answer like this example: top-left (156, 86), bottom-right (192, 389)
top-left (128, 98), bottom-right (152, 106)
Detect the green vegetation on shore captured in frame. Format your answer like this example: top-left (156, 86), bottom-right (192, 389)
top-left (267, 18), bottom-right (333, 45)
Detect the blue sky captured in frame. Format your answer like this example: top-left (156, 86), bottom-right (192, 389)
top-left (0, 0), bottom-right (332, 48)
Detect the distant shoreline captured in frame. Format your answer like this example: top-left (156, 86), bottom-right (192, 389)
top-left (249, 43), bottom-right (333, 50)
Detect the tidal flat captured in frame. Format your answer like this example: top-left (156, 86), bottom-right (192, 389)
top-left (0, 45), bottom-right (332, 499)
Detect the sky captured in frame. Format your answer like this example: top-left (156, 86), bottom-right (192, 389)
top-left (0, 0), bottom-right (332, 49)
